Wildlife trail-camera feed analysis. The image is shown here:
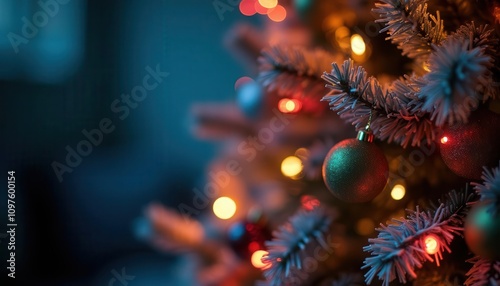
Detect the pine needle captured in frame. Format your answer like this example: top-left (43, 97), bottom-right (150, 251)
top-left (373, 0), bottom-right (447, 63)
top-left (465, 256), bottom-right (500, 286)
top-left (362, 188), bottom-right (475, 286)
top-left (261, 207), bottom-right (334, 286)
top-left (258, 45), bottom-right (342, 113)
top-left (321, 59), bottom-right (436, 147)
top-left (472, 161), bottom-right (500, 213)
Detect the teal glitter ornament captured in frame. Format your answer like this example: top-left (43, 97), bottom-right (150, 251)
top-left (322, 126), bottom-right (388, 203)
top-left (464, 203), bottom-right (500, 260)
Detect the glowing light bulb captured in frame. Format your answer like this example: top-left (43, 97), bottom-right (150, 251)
top-left (440, 136), bottom-right (448, 144)
top-left (424, 235), bottom-right (439, 255)
top-left (350, 34), bottom-right (366, 55)
top-left (213, 197), bottom-right (237, 220)
top-left (258, 0), bottom-right (277, 9)
top-left (251, 250), bottom-right (270, 269)
top-left (278, 98), bottom-right (302, 113)
top-left (391, 184), bottom-right (406, 200)
top-left (281, 156), bottom-right (303, 178)
top-left (267, 5), bottom-right (286, 22)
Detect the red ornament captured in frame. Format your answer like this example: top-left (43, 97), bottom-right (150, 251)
top-left (439, 110), bottom-right (500, 179)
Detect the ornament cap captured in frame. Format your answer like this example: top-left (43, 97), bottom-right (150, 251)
top-left (356, 127), bottom-right (374, 142)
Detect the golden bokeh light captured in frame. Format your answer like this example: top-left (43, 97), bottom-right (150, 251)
top-left (213, 197), bottom-right (237, 220)
top-left (278, 98), bottom-right (302, 113)
top-left (391, 184), bottom-right (406, 200)
top-left (350, 34), bottom-right (366, 55)
top-left (251, 250), bottom-right (270, 269)
top-left (258, 0), bottom-right (277, 9)
top-left (281, 156), bottom-right (303, 178)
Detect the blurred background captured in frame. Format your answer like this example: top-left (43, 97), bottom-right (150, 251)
top-left (0, 0), bottom-right (250, 284)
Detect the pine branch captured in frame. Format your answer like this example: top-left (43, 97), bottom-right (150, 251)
top-left (261, 207), bottom-right (334, 286)
top-left (322, 23), bottom-right (498, 138)
top-left (321, 59), bottom-right (436, 147)
top-left (258, 45), bottom-right (341, 104)
top-left (472, 161), bottom-right (500, 211)
top-left (452, 22), bottom-right (500, 96)
top-left (429, 0), bottom-right (475, 31)
top-left (417, 27), bottom-right (495, 126)
top-left (465, 256), bottom-right (500, 286)
top-left (362, 188), bottom-right (475, 286)
top-left (373, 0), bottom-right (447, 62)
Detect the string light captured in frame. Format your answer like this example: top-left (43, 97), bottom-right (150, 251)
top-left (350, 34), bottom-right (366, 55)
top-left (424, 235), bottom-right (439, 255)
top-left (278, 98), bottom-right (302, 113)
top-left (440, 136), bottom-right (448, 144)
top-left (239, 0), bottom-right (257, 16)
top-left (213, 197), bottom-right (237, 220)
top-left (267, 5), bottom-right (286, 22)
top-left (251, 250), bottom-right (270, 269)
top-left (281, 156), bottom-right (303, 178)
top-left (258, 0), bottom-right (277, 9)
top-left (390, 184), bottom-right (406, 200)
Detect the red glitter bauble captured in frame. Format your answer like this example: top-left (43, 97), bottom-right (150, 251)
top-left (439, 110), bottom-right (500, 180)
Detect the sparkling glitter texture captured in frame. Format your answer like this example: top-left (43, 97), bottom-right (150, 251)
top-left (440, 109), bottom-right (500, 179)
top-left (322, 138), bottom-right (389, 203)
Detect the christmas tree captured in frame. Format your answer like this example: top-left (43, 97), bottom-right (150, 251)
top-left (138, 0), bottom-right (500, 285)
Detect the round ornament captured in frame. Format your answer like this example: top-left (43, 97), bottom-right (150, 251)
top-left (464, 203), bottom-right (500, 260)
top-left (322, 129), bottom-right (388, 203)
top-left (440, 109), bottom-right (500, 180)
top-left (236, 81), bottom-right (263, 119)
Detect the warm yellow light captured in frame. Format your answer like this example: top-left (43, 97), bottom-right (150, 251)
top-left (440, 136), bottom-right (448, 144)
top-left (267, 4), bottom-right (286, 22)
top-left (351, 34), bottom-right (366, 55)
top-left (391, 184), bottom-right (406, 200)
top-left (251, 250), bottom-right (270, 269)
top-left (213, 197), bottom-right (237, 220)
top-left (424, 235), bottom-right (439, 255)
top-left (278, 98), bottom-right (302, 113)
top-left (281, 156), bottom-right (303, 178)
top-left (258, 0), bottom-right (277, 9)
